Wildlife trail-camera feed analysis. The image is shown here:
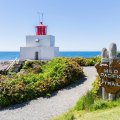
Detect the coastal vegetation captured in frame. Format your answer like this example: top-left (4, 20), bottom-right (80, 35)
top-left (0, 57), bottom-right (84, 107)
top-left (0, 57), bottom-right (100, 107)
top-left (70, 56), bottom-right (100, 66)
top-left (52, 76), bottom-right (120, 120)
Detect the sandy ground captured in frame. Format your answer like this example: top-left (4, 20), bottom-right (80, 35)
top-left (0, 67), bottom-right (97, 120)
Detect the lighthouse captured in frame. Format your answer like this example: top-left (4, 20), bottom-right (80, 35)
top-left (20, 20), bottom-right (59, 60)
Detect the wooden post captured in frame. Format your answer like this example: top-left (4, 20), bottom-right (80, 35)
top-left (101, 48), bottom-right (108, 100)
top-left (108, 43), bottom-right (117, 100)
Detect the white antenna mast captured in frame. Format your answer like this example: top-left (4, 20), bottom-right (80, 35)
top-left (37, 12), bottom-right (40, 23)
top-left (42, 13), bottom-right (43, 23)
top-left (37, 12), bottom-right (44, 23)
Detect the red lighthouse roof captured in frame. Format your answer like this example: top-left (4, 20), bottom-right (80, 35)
top-left (35, 22), bottom-right (47, 35)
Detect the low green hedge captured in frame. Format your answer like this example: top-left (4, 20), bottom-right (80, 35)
top-left (0, 58), bottom-right (84, 107)
top-left (71, 56), bottom-right (101, 66)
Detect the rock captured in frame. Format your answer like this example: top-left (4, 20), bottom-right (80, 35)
top-left (109, 43), bottom-right (117, 59)
top-left (101, 48), bottom-right (109, 58)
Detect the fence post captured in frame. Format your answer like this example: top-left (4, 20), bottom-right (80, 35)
top-left (108, 43), bottom-right (117, 100)
top-left (101, 48), bottom-right (108, 100)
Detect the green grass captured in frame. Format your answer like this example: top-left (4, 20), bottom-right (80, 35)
top-left (74, 107), bottom-right (120, 120)
top-left (51, 91), bottom-right (120, 120)
top-left (74, 92), bottom-right (120, 112)
top-left (74, 91), bottom-right (95, 111)
top-left (52, 105), bottom-right (120, 120)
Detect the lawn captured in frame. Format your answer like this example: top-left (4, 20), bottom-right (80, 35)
top-left (52, 98), bottom-right (120, 120)
top-left (75, 107), bottom-right (120, 120)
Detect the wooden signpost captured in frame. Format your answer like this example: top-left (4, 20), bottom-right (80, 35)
top-left (95, 43), bottom-right (120, 100)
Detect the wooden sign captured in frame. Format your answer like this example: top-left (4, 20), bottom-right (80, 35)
top-left (95, 59), bottom-right (120, 94)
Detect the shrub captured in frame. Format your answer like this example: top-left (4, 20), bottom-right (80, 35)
top-left (91, 76), bottom-right (100, 95)
top-left (71, 56), bottom-right (101, 66)
top-left (22, 60), bottom-right (42, 69)
top-left (71, 57), bottom-right (86, 66)
top-left (0, 58), bottom-right (84, 107)
top-left (21, 60), bottom-right (45, 74)
top-left (84, 58), bottom-right (96, 66)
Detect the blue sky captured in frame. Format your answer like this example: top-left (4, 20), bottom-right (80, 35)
top-left (0, 0), bottom-right (120, 51)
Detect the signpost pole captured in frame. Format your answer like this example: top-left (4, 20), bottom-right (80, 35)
top-left (108, 43), bottom-right (117, 100)
top-left (101, 48), bottom-right (108, 100)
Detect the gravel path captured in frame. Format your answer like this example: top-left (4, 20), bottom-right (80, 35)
top-left (0, 67), bottom-right (97, 120)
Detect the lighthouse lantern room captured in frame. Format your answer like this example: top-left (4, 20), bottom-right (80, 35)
top-left (20, 17), bottom-right (59, 60)
top-left (35, 22), bottom-right (47, 35)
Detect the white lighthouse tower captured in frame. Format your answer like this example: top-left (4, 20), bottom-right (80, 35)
top-left (20, 19), bottom-right (59, 60)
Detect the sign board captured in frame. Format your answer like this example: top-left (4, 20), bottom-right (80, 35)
top-left (95, 59), bottom-right (120, 94)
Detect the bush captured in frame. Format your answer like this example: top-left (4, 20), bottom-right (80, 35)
top-left (21, 60), bottom-right (45, 74)
top-left (91, 76), bottom-right (100, 95)
top-left (71, 56), bottom-right (101, 66)
top-left (22, 60), bottom-right (43, 69)
top-left (0, 58), bottom-right (84, 107)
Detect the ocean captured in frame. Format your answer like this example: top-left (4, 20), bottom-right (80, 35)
top-left (0, 51), bottom-right (101, 61)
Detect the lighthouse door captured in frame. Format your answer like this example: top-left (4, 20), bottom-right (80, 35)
top-left (35, 52), bottom-right (39, 60)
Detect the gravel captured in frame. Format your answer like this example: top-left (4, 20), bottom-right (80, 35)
top-left (0, 67), bottom-right (97, 120)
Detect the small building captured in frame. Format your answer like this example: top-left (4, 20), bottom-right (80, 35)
top-left (20, 22), bottom-right (59, 60)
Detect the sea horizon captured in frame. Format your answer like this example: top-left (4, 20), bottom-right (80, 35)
top-left (0, 51), bottom-right (101, 52)
top-left (0, 51), bottom-right (101, 61)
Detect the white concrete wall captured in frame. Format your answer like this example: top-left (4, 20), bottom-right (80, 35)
top-left (20, 34), bottom-right (59, 60)
top-left (20, 46), bottom-right (59, 60)
top-left (54, 47), bottom-right (59, 57)
top-left (26, 35), bottom-right (55, 47)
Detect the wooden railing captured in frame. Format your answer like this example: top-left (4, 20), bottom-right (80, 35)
top-left (6, 58), bottom-right (18, 71)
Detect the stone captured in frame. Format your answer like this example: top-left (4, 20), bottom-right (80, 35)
top-left (109, 43), bottom-right (117, 59)
top-left (101, 48), bottom-right (109, 58)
